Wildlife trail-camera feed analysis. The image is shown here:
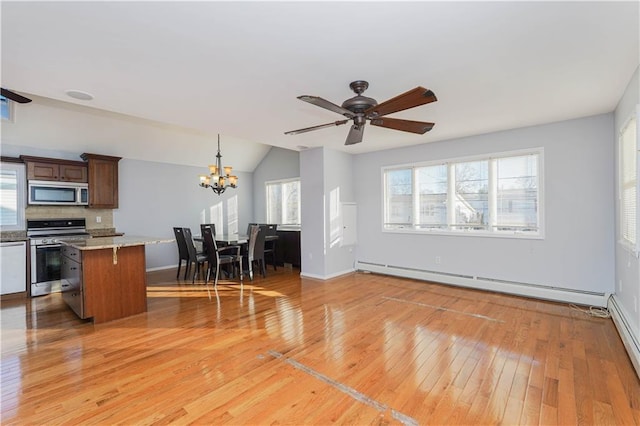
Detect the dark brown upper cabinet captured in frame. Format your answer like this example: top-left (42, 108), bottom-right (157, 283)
top-left (81, 153), bottom-right (122, 209)
top-left (21, 156), bottom-right (88, 183)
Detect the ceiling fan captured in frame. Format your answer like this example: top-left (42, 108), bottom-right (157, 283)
top-left (285, 80), bottom-right (437, 145)
top-left (1, 88), bottom-right (32, 104)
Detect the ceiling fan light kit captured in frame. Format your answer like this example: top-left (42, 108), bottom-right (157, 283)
top-left (285, 80), bottom-right (437, 145)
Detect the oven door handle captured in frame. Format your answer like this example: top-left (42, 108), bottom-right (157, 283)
top-left (36, 244), bottom-right (62, 249)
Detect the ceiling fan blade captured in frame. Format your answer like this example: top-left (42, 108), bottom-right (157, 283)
top-left (370, 117), bottom-right (435, 134)
top-left (285, 119), bottom-right (349, 135)
top-left (1, 88), bottom-right (32, 104)
top-left (298, 95), bottom-right (355, 118)
top-left (365, 87), bottom-right (436, 118)
top-left (345, 124), bottom-right (364, 145)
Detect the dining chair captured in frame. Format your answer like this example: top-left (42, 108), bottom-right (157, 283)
top-left (245, 224), bottom-right (266, 280)
top-left (262, 224), bottom-right (278, 271)
top-left (172, 227), bottom-right (190, 279)
top-left (183, 227), bottom-right (208, 284)
top-left (199, 223), bottom-right (216, 253)
top-left (202, 226), bottom-right (243, 287)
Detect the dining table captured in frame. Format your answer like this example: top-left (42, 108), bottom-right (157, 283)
top-left (193, 233), bottom-right (278, 245)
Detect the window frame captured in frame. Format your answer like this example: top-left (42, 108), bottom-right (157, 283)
top-left (618, 107), bottom-right (639, 254)
top-left (382, 148), bottom-right (544, 239)
top-left (0, 161), bottom-right (26, 231)
top-left (265, 177), bottom-right (301, 229)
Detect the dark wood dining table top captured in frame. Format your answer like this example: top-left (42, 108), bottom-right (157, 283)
top-left (193, 234), bottom-right (278, 244)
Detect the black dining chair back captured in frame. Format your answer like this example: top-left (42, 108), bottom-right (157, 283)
top-left (183, 227), bottom-right (208, 284)
top-left (261, 224), bottom-right (278, 271)
top-left (246, 223), bottom-right (257, 237)
top-left (173, 227), bottom-right (190, 279)
top-left (202, 226), bottom-right (243, 287)
top-left (200, 223), bottom-right (216, 237)
top-left (246, 224), bottom-right (266, 280)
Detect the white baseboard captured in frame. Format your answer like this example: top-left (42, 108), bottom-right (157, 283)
top-left (300, 268), bottom-right (355, 281)
top-left (356, 261), bottom-right (609, 307)
top-left (146, 265), bottom-right (175, 272)
top-left (609, 296), bottom-right (640, 379)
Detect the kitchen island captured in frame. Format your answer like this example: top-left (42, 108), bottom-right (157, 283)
top-left (59, 236), bottom-right (172, 323)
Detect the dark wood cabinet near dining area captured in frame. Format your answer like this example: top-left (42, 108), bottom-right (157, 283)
top-left (275, 230), bottom-right (301, 268)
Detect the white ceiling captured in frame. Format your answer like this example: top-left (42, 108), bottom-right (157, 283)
top-left (2, 1), bottom-right (638, 160)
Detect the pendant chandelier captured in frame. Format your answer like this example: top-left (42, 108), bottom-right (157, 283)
top-left (198, 134), bottom-right (238, 195)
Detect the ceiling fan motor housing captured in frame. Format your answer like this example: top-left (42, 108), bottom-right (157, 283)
top-left (341, 95), bottom-right (377, 114)
top-left (342, 80), bottom-right (377, 113)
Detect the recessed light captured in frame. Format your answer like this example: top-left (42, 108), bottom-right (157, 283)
top-left (296, 145), bottom-right (309, 150)
top-left (65, 90), bottom-right (94, 101)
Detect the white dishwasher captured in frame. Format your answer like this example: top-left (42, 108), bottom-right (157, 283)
top-left (1, 241), bottom-right (27, 295)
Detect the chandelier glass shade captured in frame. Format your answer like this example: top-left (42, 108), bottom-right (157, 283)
top-left (198, 134), bottom-right (238, 195)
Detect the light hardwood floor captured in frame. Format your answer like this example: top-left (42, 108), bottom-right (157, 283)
top-left (1, 268), bottom-right (639, 425)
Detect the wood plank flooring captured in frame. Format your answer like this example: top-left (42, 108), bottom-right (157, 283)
top-left (1, 268), bottom-right (639, 425)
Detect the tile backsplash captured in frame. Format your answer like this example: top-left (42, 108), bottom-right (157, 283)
top-left (25, 206), bottom-right (113, 230)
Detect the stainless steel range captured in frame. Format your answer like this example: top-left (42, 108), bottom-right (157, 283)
top-left (27, 218), bottom-right (91, 296)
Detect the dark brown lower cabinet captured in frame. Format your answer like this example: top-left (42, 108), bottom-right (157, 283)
top-left (275, 230), bottom-right (301, 267)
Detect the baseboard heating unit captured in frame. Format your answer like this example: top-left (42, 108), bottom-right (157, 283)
top-left (356, 261), bottom-right (609, 308)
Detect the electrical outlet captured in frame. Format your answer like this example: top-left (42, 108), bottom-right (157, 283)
top-left (96, 216), bottom-right (102, 223)
top-left (634, 296), bottom-right (638, 313)
top-left (618, 280), bottom-right (622, 293)
top-left (435, 256), bottom-right (442, 265)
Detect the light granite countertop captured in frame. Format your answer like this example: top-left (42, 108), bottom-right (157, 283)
top-left (59, 235), bottom-right (174, 251)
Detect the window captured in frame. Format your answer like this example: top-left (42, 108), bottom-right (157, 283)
top-left (417, 165), bottom-right (447, 229)
top-left (0, 162), bottom-right (26, 231)
top-left (1, 96), bottom-right (14, 122)
top-left (266, 178), bottom-right (301, 227)
top-left (383, 149), bottom-right (542, 238)
top-left (619, 111), bottom-right (638, 249)
top-left (453, 160), bottom-right (489, 230)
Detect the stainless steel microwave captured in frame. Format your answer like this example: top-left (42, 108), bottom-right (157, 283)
top-left (28, 180), bottom-right (89, 206)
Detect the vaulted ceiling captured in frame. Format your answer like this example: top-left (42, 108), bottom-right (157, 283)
top-left (2, 1), bottom-right (638, 160)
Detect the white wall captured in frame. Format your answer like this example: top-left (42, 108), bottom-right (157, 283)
top-left (300, 147), bottom-right (356, 279)
top-left (1, 95), bottom-right (271, 171)
top-left (300, 148), bottom-right (325, 277)
top-left (614, 66), bottom-right (640, 341)
top-left (252, 146), bottom-right (300, 223)
top-left (323, 147), bottom-right (356, 277)
top-left (354, 113), bottom-right (615, 295)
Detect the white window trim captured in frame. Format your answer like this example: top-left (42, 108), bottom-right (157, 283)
top-left (618, 106), bottom-right (639, 256)
top-left (381, 148), bottom-right (545, 240)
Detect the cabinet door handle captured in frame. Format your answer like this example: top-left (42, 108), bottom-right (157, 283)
top-left (1, 242), bottom-right (25, 248)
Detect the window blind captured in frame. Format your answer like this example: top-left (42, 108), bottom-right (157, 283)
top-left (620, 113), bottom-right (638, 248)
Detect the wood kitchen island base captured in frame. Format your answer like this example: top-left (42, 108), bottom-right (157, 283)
top-left (83, 245), bottom-right (146, 323)
top-left (60, 236), bottom-right (172, 324)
